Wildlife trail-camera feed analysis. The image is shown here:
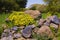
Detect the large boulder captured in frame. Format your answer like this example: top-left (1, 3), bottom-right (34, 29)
top-left (50, 15), bottom-right (60, 25)
top-left (37, 25), bottom-right (54, 38)
top-left (22, 25), bottom-right (35, 38)
top-left (25, 10), bottom-right (41, 19)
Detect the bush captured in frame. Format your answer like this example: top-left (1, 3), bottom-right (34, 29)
top-left (42, 12), bottom-right (52, 19)
top-left (8, 11), bottom-right (35, 26)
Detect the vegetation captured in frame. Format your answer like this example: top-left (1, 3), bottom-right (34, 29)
top-left (0, 0), bottom-right (27, 12)
top-left (0, 0), bottom-right (60, 40)
top-left (43, 0), bottom-right (60, 14)
top-left (29, 4), bottom-right (47, 13)
top-left (8, 11), bottom-right (35, 26)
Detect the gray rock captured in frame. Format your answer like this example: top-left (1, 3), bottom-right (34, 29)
top-left (50, 15), bottom-right (60, 24)
top-left (38, 19), bottom-right (45, 26)
top-left (1, 32), bottom-right (13, 38)
top-left (1, 37), bottom-right (7, 40)
top-left (7, 36), bottom-right (13, 40)
top-left (22, 25), bottom-right (34, 38)
top-left (44, 18), bottom-right (51, 26)
top-left (44, 22), bottom-right (50, 26)
top-left (13, 33), bottom-right (21, 38)
top-left (1, 33), bottom-right (8, 37)
top-left (4, 29), bottom-right (10, 33)
top-left (44, 20), bottom-right (50, 26)
top-left (12, 26), bottom-right (18, 31)
top-left (8, 32), bottom-right (13, 36)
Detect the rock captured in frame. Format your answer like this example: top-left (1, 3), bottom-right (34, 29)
top-left (5, 18), bottom-right (10, 22)
top-left (53, 37), bottom-right (57, 40)
top-left (17, 37), bottom-right (26, 40)
top-left (38, 19), bottom-right (45, 26)
top-left (27, 39), bottom-right (37, 40)
top-left (33, 27), bottom-right (39, 33)
top-left (22, 25), bottom-right (34, 38)
top-left (50, 23), bottom-right (58, 33)
top-left (44, 20), bottom-right (50, 26)
top-left (25, 10), bottom-right (41, 19)
top-left (50, 15), bottom-right (60, 24)
top-left (1, 37), bottom-right (7, 40)
top-left (19, 26), bottom-right (25, 29)
top-left (44, 22), bottom-right (50, 26)
top-left (11, 30), bottom-right (16, 34)
top-left (2, 29), bottom-right (13, 37)
top-left (13, 33), bottom-right (21, 38)
top-left (1, 32), bottom-right (13, 38)
top-left (4, 29), bottom-right (10, 33)
top-left (11, 26), bottom-right (18, 31)
top-left (1, 33), bottom-right (8, 37)
top-left (37, 25), bottom-right (54, 38)
top-left (7, 36), bottom-right (13, 40)
top-left (2, 24), bottom-right (8, 29)
top-left (44, 18), bottom-right (51, 26)
top-left (50, 23), bottom-right (58, 29)
top-left (8, 32), bottom-right (13, 36)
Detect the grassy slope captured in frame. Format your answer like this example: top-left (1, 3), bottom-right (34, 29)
top-left (0, 13), bottom-right (10, 27)
top-left (42, 13), bottom-right (60, 19)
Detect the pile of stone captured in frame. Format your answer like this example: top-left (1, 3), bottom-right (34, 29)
top-left (0, 10), bottom-right (60, 40)
top-left (0, 25), bottom-right (36, 40)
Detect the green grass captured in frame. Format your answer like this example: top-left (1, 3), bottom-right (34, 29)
top-left (0, 13), bottom-right (10, 27)
top-left (42, 13), bottom-right (60, 19)
top-left (42, 13), bottom-right (51, 19)
top-left (0, 12), bottom-right (10, 37)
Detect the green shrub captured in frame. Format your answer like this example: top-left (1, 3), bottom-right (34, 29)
top-left (8, 11), bottom-right (35, 26)
top-left (54, 12), bottom-right (60, 18)
top-left (57, 37), bottom-right (60, 40)
top-left (50, 26), bottom-right (56, 36)
top-left (42, 12), bottom-right (51, 19)
top-left (56, 28), bottom-right (60, 37)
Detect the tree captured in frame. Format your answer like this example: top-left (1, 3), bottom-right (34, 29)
top-left (0, 0), bottom-right (27, 12)
top-left (43, 0), bottom-right (60, 14)
top-left (15, 0), bottom-right (27, 8)
top-left (29, 4), bottom-right (47, 13)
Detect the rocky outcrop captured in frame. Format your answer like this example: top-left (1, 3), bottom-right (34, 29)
top-left (22, 25), bottom-right (35, 38)
top-left (50, 15), bottom-right (60, 25)
top-left (37, 25), bottom-right (54, 38)
top-left (25, 10), bottom-right (41, 19)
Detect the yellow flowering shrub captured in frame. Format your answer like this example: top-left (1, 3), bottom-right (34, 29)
top-left (8, 11), bottom-right (35, 26)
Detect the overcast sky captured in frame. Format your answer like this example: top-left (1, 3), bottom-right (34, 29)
top-left (26, 0), bottom-right (44, 8)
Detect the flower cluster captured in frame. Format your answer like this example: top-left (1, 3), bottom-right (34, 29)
top-left (8, 11), bottom-right (35, 26)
